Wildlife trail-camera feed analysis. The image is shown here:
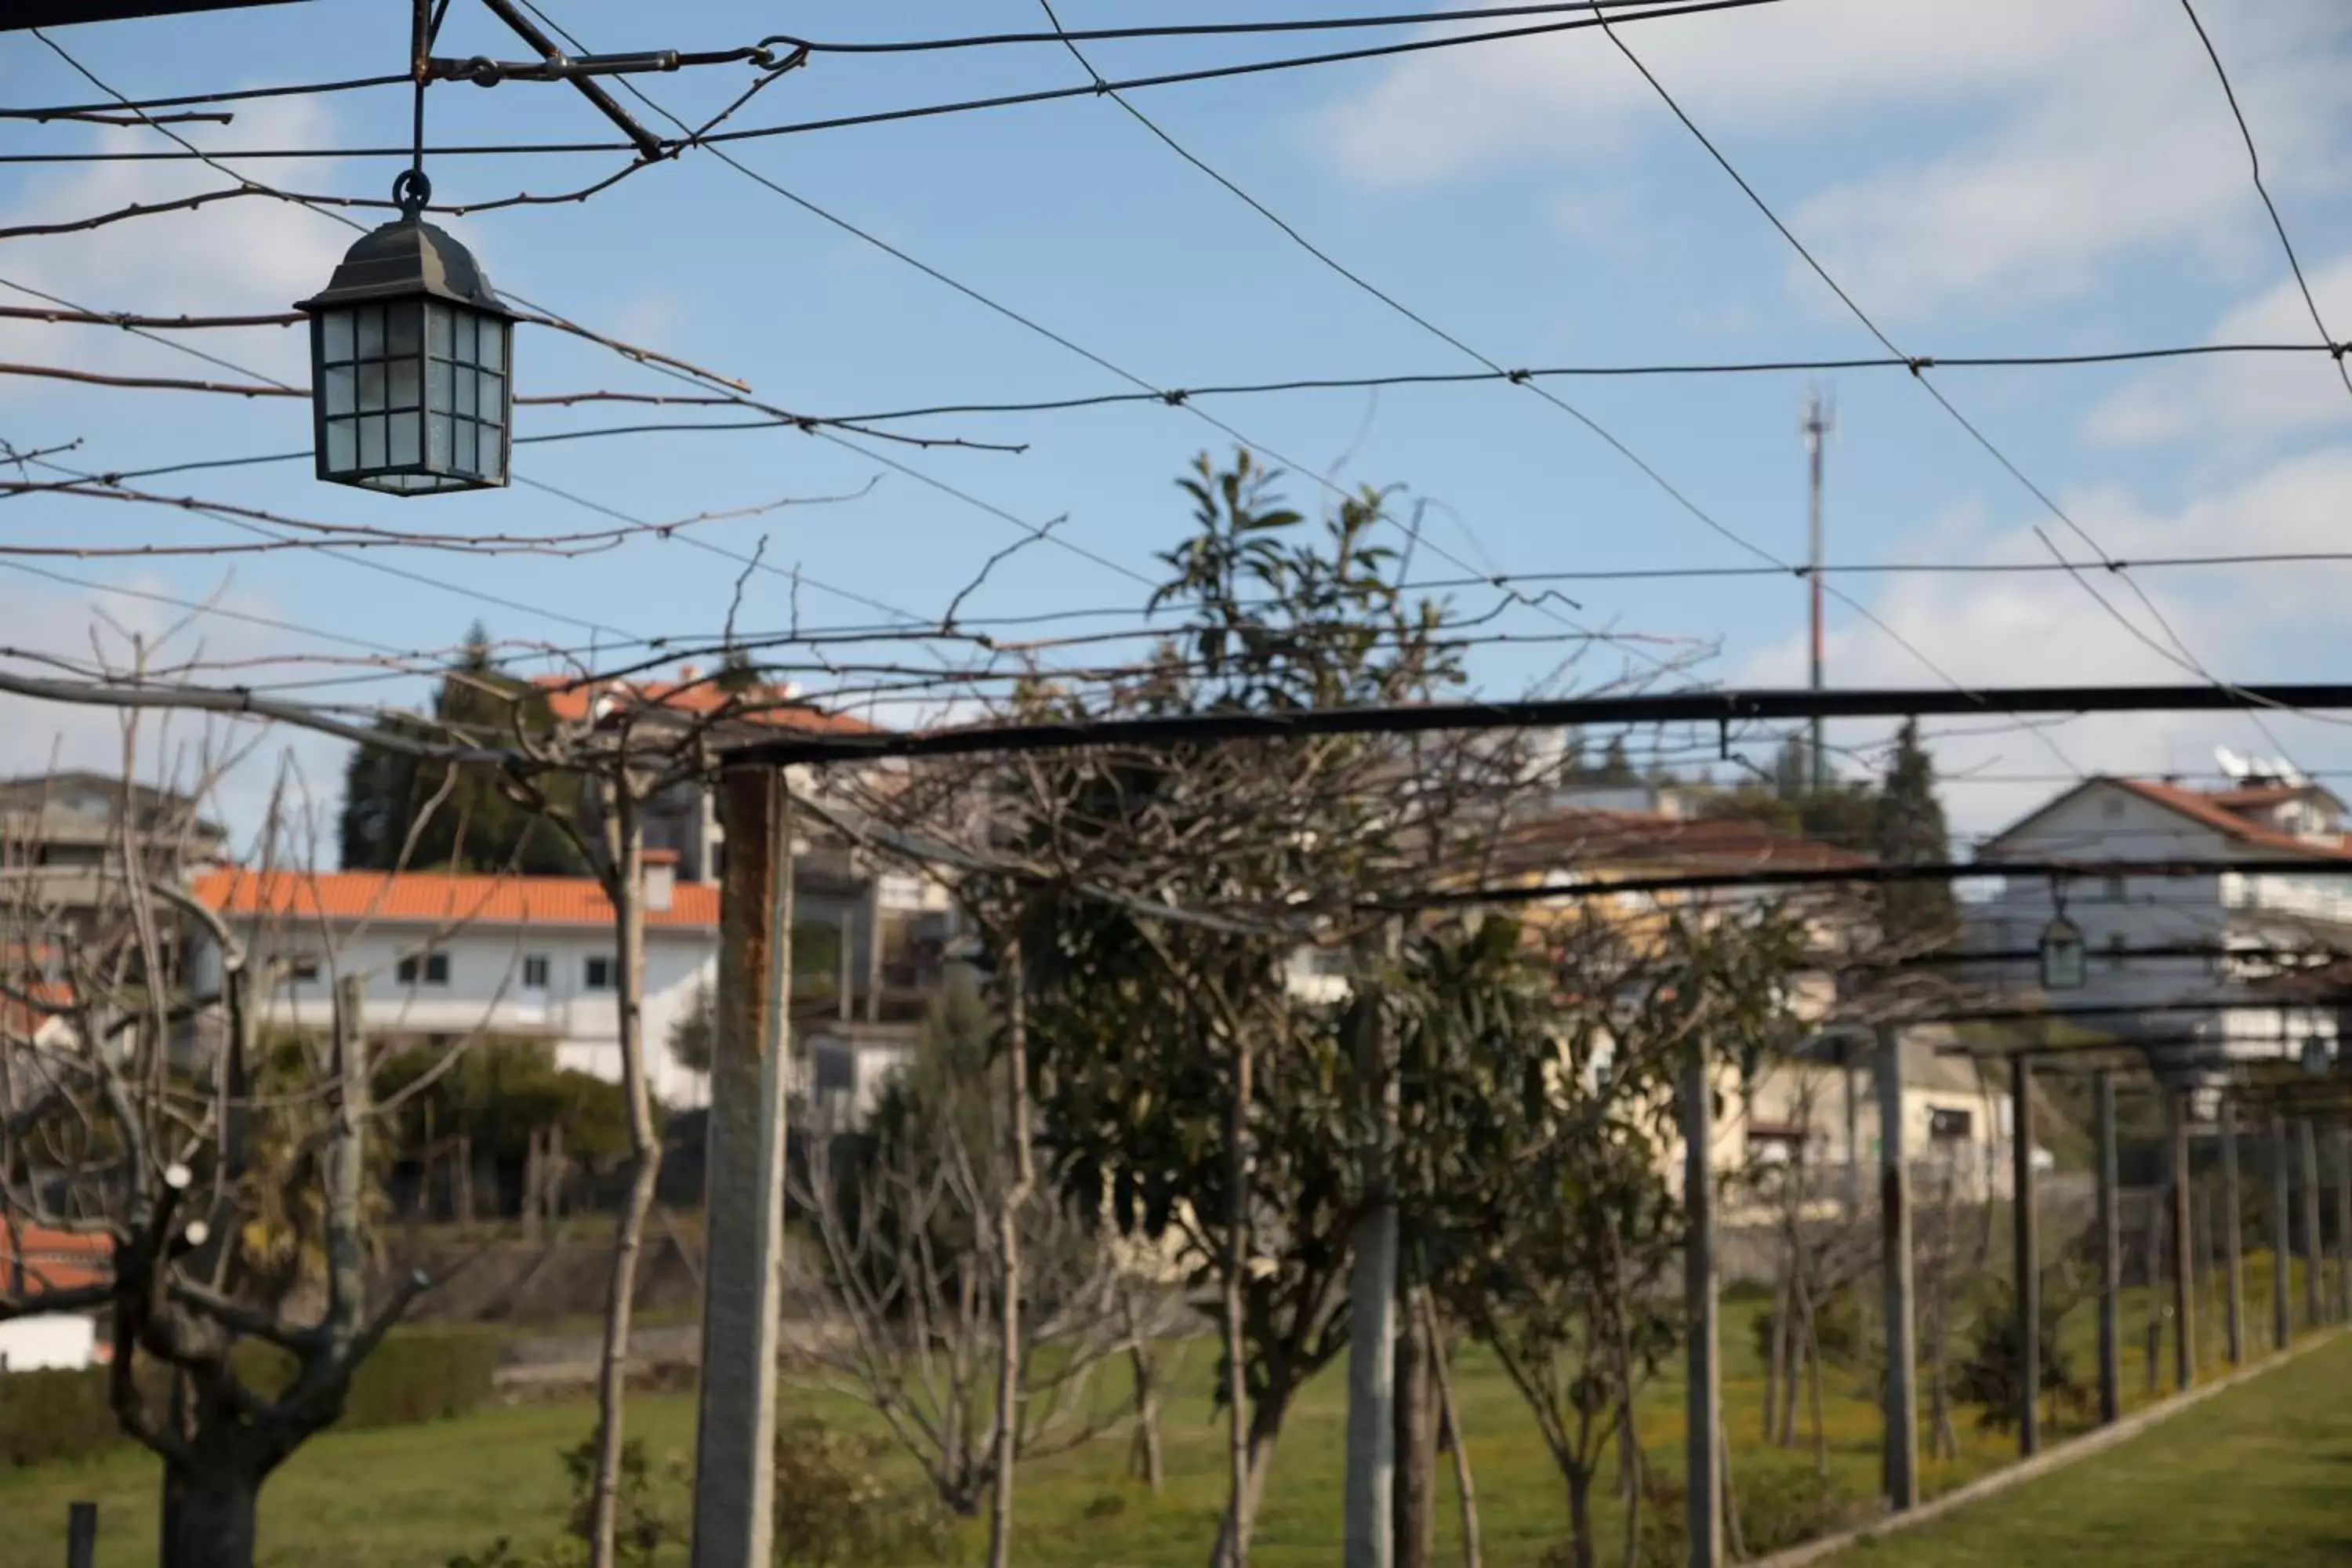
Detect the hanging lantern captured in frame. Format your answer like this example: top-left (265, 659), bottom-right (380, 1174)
top-left (2303, 1035), bottom-right (2332, 1076)
top-left (2038, 913), bottom-right (2085, 992)
top-left (296, 172), bottom-right (513, 495)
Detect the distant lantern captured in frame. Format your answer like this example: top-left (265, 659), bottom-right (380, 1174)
top-left (295, 172), bottom-right (512, 495)
top-left (2039, 914), bottom-right (2085, 992)
top-left (2303, 1036), bottom-right (2333, 1076)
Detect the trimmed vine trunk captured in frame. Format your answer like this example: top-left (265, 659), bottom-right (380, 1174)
top-left (1424, 1299), bottom-right (1481, 1568)
top-left (1566, 1468), bottom-right (1598, 1568)
top-left (1208, 1391), bottom-right (1290, 1568)
top-left (1218, 1022), bottom-right (1255, 1568)
top-left (586, 790), bottom-right (655, 1568)
top-left (1394, 1284), bottom-right (1436, 1568)
top-left (988, 942), bottom-right (1035, 1568)
top-left (165, 1455), bottom-right (260, 1568)
top-left (1126, 1314), bottom-right (1166, 1492)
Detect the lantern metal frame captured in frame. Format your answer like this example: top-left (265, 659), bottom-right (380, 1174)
top-left (2038, 880), bottom-right (2085, 993)
top-left (294, 171), bottom-right (514, 495)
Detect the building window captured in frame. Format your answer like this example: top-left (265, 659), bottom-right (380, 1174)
top-left (2103, 875), bottom-right (2125, 902)
top-left (584, 955), bottom-right (615, 991)
top-left (287, 955), bottom-right (321, 983)
top-left (2101, 795), bottom-right (2125, 822)
top-left (397, 952), bottom-right (449, 986)
top-left (1928, 1107), bottom-right (1973, 1142)
top-left (521, 954), bottom-right (549, 989)
top-left (2107, 932), bottom-right (2129, 971)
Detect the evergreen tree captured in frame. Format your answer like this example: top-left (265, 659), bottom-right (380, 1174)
top-left (1873, 717), bottom-right (1955, 946)
top-left (713, 644), bottom-right (760, 694)
top-left (338, 623), bottom-right (586, 874)
top-left (1772, 735), bottom-right (1812, 801)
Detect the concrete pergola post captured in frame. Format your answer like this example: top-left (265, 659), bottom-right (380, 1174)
top-left (2093, 1069), bottom-right (2120, 1424)
top-left (2300, 1119), bottom-right (2323, 1330)
top-left (2012, 1055), bottom-right (2038, 1453)
top-left (2169, 1090), bottom-right (2194, 1393)
top-left (690, 768), bottom-right (796, 1568)
top-left (2220, 1099), bottom-right (2244, 1367)
top-left (1877, 1024), bottom-right (1918, 1512)
top-left (2335, 1127), bottom-right (2352, 1324)
top-left (2272, 1109), bottom-right (2293, 1352)
top-left (1683, 1046), bottom-right (1722, 1568)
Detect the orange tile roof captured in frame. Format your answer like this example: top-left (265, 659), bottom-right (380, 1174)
top-left (2109, 779), bottom-right (2352, 862)
top-left (1498, 808), bottom-right (1871, 876)
top-left (533, 674), bottom-right (880, 735)
top-left (2207, 783), bottom-right (2308, 809)
top-left (0, 1225), bottom-right (109, 1296)
top-left (191, 868), bottom-right (719, 930)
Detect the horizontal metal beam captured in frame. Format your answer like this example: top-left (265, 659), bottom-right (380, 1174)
top-left (724, 682), bottom-right (2352, 768)
top-left (3, 0), bottom-right (304, 29)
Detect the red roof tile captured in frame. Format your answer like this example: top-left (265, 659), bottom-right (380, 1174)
top-left (1498, 808), bottom-right (1871, 875)
top-left (2109, 779), bottom-right (2352, 862)
top-left (533, 675), bottom-right (880, 735)
top-left (0, 1225), bottom-right (109, 1295)
top-left (192, 868), bottom-right (718, 930)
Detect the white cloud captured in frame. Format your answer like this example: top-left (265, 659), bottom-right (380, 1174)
top-left (1316, 0), bottom-right (2352, 319)
top-left (0, 97), bottom-right (357, 391)
top-left (1735, 442), bottom-right (2352, 831)
top-left (0, 572), bottom-right (348, 851)
top-left (2086, 252), bottom-right (2352, 448)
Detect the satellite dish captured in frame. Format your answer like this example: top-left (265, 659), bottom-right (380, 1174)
top-left (2215, 746), bottom-right (2248, 780)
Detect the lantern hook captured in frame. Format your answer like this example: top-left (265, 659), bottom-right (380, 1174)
top-left (392, 169), bottom-right (434, 223)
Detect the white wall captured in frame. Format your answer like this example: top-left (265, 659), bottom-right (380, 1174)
top-left (1973, 782), bottom-right (2339, 1062)
top-left (223, 920), bottom-right (717, 1105)
top-left (0, 1312), bottom-right (94, 1373)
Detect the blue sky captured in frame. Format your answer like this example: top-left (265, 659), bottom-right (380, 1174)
top-left (3, 0), bottom-right (2351, 845)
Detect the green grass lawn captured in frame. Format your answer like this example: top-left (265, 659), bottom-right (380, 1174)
top-left (2, 1274), bottom-right (2337, 1568)
top-left (1836, 1330), bottom-right (2352, 1567)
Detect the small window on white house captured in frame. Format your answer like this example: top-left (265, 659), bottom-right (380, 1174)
top-left (2107, 933), bottom-right (2129, 971)
top-left (521, 955), bottom-right (549, 989)
top-left (2103, 875), bottom-right (2126, 903)
top-left (287, 955), bottom-right (321, 982)
top-left (584, 955), bottom-right (615, 991)
top-left (397, 953), bottom-right (449, 986)
top-left (1928, 1107), bottom-right (1973, 1142)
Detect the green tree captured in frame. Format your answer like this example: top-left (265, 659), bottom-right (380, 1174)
top-left (1873, 717), bottom-right (1955, 946)
top-left (1011, 452), bottom-right (1505, 1565)
top-left (1421, 906), bottom-right (1803, 1568)
top-left (338, 624), bottom-right (586, 875)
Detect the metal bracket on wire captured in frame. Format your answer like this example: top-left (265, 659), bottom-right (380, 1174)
top-left (477, 0), bottom-right (666, 160)
top-left (430, 51), bottom-right (687, 86)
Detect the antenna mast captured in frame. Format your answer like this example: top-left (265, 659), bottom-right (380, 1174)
top-left (1802, 390), bottom-right (1835, 794)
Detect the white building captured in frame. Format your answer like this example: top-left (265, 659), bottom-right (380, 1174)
top-left (1969, 771), bottom-right (2349, 1078)
top-left (190, 856), bottom-right (720, 1106)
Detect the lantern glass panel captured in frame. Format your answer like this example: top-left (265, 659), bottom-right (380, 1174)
top-left (2039, 918), bottom-right (2085, 992)
top-left (307, 245), bottom-right (511, 494)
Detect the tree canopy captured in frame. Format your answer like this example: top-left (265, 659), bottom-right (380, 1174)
top-left (337, 623), bottom-right (586, 875)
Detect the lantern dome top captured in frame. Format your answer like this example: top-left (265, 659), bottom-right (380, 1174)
top-left (295, 216), bottom-right (511, 318)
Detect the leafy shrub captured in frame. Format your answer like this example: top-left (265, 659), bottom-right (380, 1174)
top-left (236, 1327), bottom-right (500, 1430)
top-left (1748, 1280), bottom-right (1866, 1370)
top-left (1952, 1283), bottom-right (2082, 1430)
top-left (1537, 1465), bottom-right (1866, 1567)
top-left (1, 1328), bottom-right (498, 1473)
top-left (1737, 1464), bottom-right (1869, 1555)
top-left (563, 1434), bottom-right (684, 1566)
top-left (0, 1367), bottom-right (118, 1468)
top-left (771, 1414), bottom-right (953, 1566)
